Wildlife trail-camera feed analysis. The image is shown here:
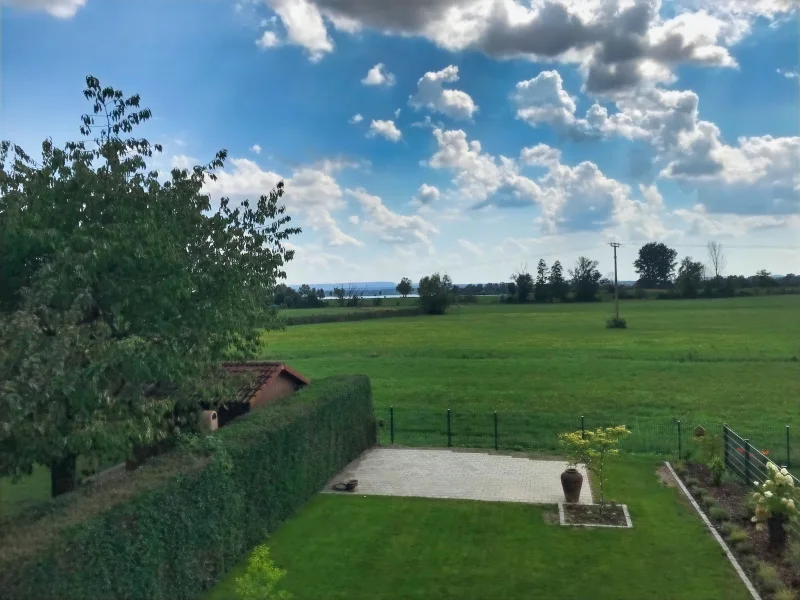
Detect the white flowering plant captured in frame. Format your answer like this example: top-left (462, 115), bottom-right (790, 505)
top-left (751, 461), bottom-right (798, 527)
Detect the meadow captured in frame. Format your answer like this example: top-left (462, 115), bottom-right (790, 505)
top-left (263, 296), bottom-right (800, 433)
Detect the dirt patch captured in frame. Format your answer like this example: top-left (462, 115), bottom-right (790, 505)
top-left (562, 503), bottom-right (628, 527)
top-left (657, 465), bottom-right (677, 488)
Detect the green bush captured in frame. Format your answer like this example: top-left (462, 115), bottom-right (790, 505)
top-left (702, 495), bottom-right (718, 509)
top-left (0, 375), bottom-right (375, 600)
top-left (673, 462), bottom-right (688, 477)
top-left (606, 316), bottom-right (627, 329)
top-left (685, 476), bottom-right (699, 487)
top-left (708, 506), bottom-right (729, 522)
top-left (728, 527), bottom-right (749, 545)
top-left (756, 562), bottom-right (781, 593)
top-left (694, 487), bottom-right (709, 499)
top-left (775, 587), bottom-right (795, 600)
top-left (720, 522), bottom-right (738, 537)
top-left (235, 545), bottom-right (291, 600)
top-left (708, 457), bottom-right (726, 486)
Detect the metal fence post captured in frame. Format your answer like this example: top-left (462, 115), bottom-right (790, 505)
top-left (494, 411), bottom-right (499, 451)
top-left (787, 425), bottom-right (791, 469)
top-left (390, 406), bottom-right (394, 445)
top-left (677, 420), bottom-right (682, 461)
top-left (447, 409), bottom-right (452, 447)
top-left (723, 424), bottom-right (729, 468)
top-left (744, 439), bottom-right (751, 483)
top-left (581, 415), bottom-right (585, 440)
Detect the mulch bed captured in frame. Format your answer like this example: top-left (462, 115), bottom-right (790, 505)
top-left (681, 462), bottom-right (800, 594)
top-left (562, 503), bottom-right (627, 526)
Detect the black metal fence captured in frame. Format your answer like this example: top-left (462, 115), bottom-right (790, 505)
top-left (723, 424), bottom-right (800, 536)
top-left (377, 407), bottom-right (798, 464)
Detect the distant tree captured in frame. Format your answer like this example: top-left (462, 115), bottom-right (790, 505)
top-left (0, 77), bottom-right (298, 496)
top-left (512, 266), bottom-right (534, 303)
top-left (755, 269), bottom-right (777, 287)
top-left (418, 273), bottom-right (454, 315)
top-left (333, 286), bottom-right (346, 307)
top-left (346, 283), bottom-right (365, 307)
top-left (507, 281), bottom-right (517, 298)
top-left (570, 256), bottom-right (602, 302)
top-left (634, 242), bottom-right (677, 288)
top-left (396, 277), bottom-right (413, 298)
top-left (534, 259), bottom-right (549, 302)
top-left (316, 288), bottom-right (325, 300)
top-left (549, 261), bottom-right (568, 302)
top-left (706, 241), bottom-right (726, 283)
top-left (675, 257), bottom-right (705, 298)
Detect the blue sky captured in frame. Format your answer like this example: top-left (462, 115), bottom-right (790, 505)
top-left (2, 0), bottom-right (799, 283)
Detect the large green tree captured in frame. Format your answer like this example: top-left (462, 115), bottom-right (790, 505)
top-left (418, 273), bottom-right (454, 315)
top-left (0, 77), bottom-right (299, 496)
top-left (396, 277), bottom-right (413, 298)
top-left (511, 267), bottom-right (534, 303)
top-left (634, 242), bottom-right (677, 288)
top-left (675, 257), bottom-right (705, 298)
top-left (549, 261), bottom-right (568, 302)
top-left (570, 256), bottom-right (602, 302)
top-left (534, 259), bottom-right (549, 302)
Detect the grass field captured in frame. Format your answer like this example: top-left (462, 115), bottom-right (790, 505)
top-left (262, 296), bottom-right (800, 433)
top-left (206, 458), bottom-right (749, 600)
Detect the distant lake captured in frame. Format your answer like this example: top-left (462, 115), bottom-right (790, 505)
top-left (325, 294), bottom-right (419, 300)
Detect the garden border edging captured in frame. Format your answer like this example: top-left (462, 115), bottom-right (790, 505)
top-left (664, 461), bottom-right (761, 600)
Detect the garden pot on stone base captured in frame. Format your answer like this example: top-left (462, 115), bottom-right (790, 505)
top-left (561, 467), bottom-right (583, 503)
top-left (767, 515), bottom-right (787, 553)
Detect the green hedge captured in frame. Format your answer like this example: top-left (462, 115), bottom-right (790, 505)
top-left (0, 375), bottom-right (375, 600)
top-left (284, 307), bottom-right (421, 326)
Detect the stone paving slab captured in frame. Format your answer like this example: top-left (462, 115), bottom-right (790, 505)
top-left (323, 448), bottom-right (592, 505)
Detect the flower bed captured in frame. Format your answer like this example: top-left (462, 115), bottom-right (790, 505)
top-left (559, 503), bottom-right (632, 528)
top-left (674, 461), bottom-right (799, 599)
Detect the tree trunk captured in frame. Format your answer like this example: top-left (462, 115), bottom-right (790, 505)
top-left (768, 515), bottom-right (787, 553)
top-left (50, 454), bottom-right (77, 497)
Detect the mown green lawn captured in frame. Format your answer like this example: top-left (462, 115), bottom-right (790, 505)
top-left (261, 296), bottom-right (800, 432)
top-left (206, 458), bottom-right (750, 600)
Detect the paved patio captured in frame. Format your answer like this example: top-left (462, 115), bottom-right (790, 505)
top-left (323, 447), bottom-right (593, 505)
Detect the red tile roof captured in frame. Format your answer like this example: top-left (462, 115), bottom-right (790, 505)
top-left (221, 361), bottom-right (310, 404)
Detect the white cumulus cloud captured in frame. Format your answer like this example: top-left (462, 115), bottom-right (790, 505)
top-left (367, 119), bottom-right (402, 142)
top-left (409, 65), bottom-right (478, 121)
top-left (362, 63), bottom-right (396, 86)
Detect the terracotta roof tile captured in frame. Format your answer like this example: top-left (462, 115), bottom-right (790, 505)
top-left (221, 361), bottom-right (310, 404)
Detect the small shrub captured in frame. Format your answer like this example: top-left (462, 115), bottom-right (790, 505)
top-left (235, 545), bottom-right (291, 600)
top-left (694, 487), bottom-right (709, 499)
top-left (721, 522), bottom-right (739, 537)
top-left (728, 527), bottom-right (749, 545)
top-left (674, 462), bottom-right (688, 477)
top-left (372, 297), bottom-right (383, 307)
top-left (756, 562), bottom-right (781, 593)
top-left (786, 540), bottom-right (800, 572)
top-left (775, 587), bottom-right (795, 600)
top-left (606, 316), bottom-right (627, 329)
top-left (685, 476), bottom-right (699, 487)
top-left (702, 495), bottom-right (719, 509)
top-left (709, 506), bottom-right (729, 522)
top-left (708, 456), bottom-right (726, 486)
top-left (736, 541), bottom-right (755, 555)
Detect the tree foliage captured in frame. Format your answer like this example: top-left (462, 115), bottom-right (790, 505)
top-left (0, 76), bottom-right (299, 495)
top-left (675, 257), bottom-right (705, 298)
top-left (534, 259), bottom-right (549, 302)
top-left (560, 425), bottom-right (630, 510)
top-left (548, 261), bottom-right (568, 302)
top-left (332, 286), bottom-right (346, 307)
top-left (396, 277), bottom-right (413, 298)
top-left (634, 242), bottom-right (677, 288)
top-left (236, 545), bottom-right (292, 600)
top-left (569, 256), bottom-right (601, 302)
top-left (273, 284), bottom-right (325, 309)
top-left (418, 273), bottom-right (454, 315)
top-left (511, 266), bottom-right (534, 303)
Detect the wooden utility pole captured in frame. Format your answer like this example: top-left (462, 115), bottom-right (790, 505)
top-left (609, 242), bottom-right (621, 320)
